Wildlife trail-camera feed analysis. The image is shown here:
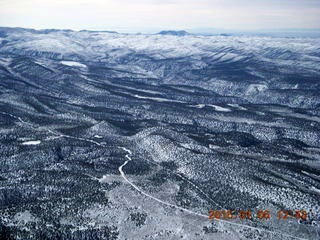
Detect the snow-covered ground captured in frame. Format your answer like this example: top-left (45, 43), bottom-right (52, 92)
top-left (21, 140), bottom-right (41, 145)
top-left (60, 61), bottom-right (87, 68)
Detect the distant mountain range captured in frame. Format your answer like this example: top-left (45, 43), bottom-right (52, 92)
top-left (1, 26), bottom-right (319, 37)
top-left (157, 30), bottom-right (190, 36)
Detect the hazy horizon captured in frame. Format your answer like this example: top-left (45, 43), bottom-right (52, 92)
top-left (0, 0), bottom-right (320, 33)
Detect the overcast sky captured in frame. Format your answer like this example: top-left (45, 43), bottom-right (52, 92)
top-left (0, 0), bottom-right (319, 32)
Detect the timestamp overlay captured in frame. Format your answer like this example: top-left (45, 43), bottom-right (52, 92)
top-left (208, 209), bottom-right (316, 221)
top-left (206, 208), bottom-right (320, 239)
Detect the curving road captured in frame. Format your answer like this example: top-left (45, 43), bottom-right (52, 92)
top-left (0, 111), bottom-right (308, 240)
top-left (117, 146), bottom-right (308, 240)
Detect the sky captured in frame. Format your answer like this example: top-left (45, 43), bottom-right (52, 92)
top-left (0, 0), bottom-right (320, 32)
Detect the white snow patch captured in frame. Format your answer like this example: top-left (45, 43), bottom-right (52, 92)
top-left (190, 104), bottom-right (206, 109)
top-left (98, 174), bottom-right (121, 183)
top-left (189, 104), bottom-right (231, 112)
top-left (169, 86), bottom-right (196, 93)
top-left (14, 211), bottom-right (37, 225)
top-left (22, 140), bottom-right (41, 145)
top-left (227, 104), bottom-right (247, 111)
top-left (133, 94), bottom-right (185, 103)
top-left (207, 104), bottom-right (232, 112)
top-left (209, 144), bottom-right (220, 149)
top-left (311, 187), bottom-right (320, 194)
top-left (60, 61), bottom-right (87, 68)
top-left (246, 84), bottom-right (268, 95)
top-left (256, 111), bottom-right (266, 116)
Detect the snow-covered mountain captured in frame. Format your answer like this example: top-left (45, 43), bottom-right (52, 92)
top-left (1, 27), bottom-right (319, 109)
top-left (0, 27), bottom-right (319, 240)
